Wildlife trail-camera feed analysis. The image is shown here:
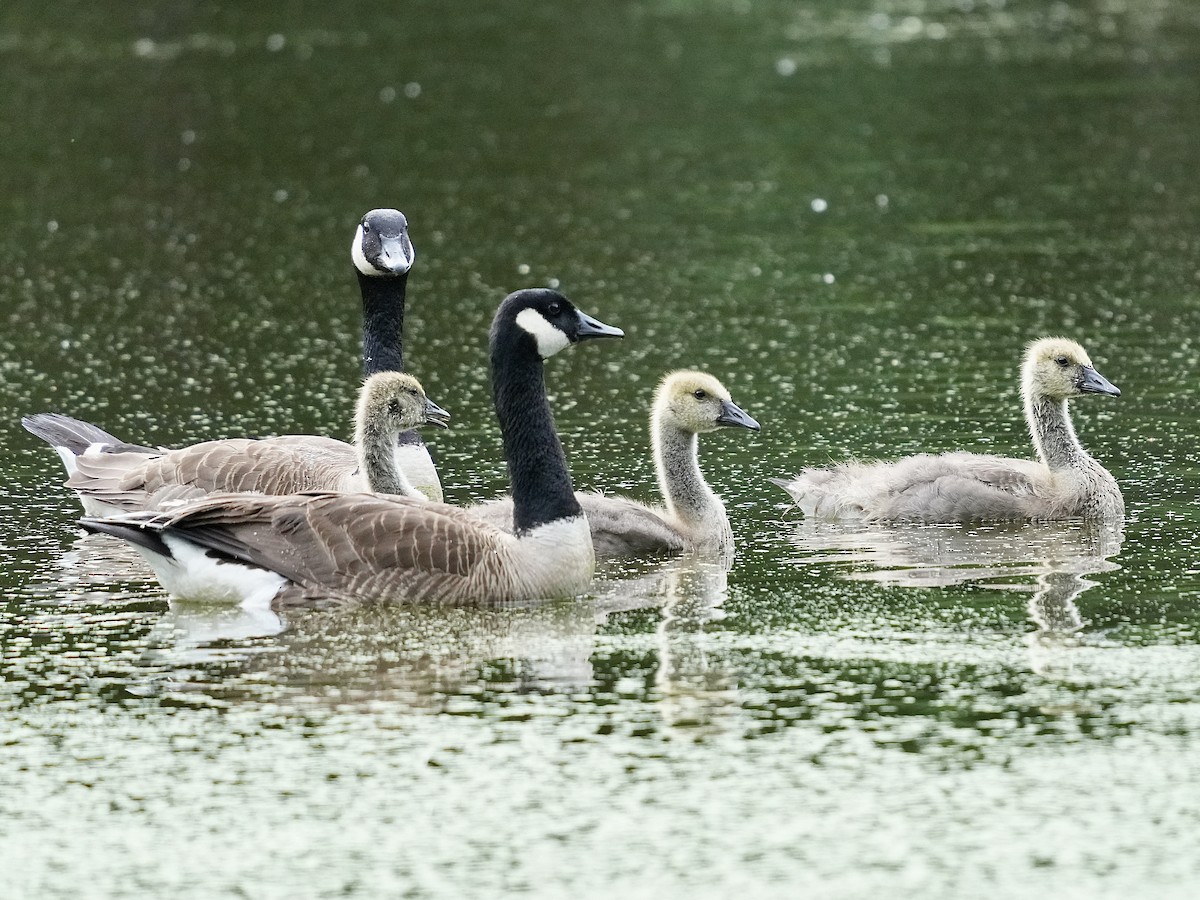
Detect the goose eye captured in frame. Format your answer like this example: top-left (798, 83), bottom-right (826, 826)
top-left (547, 301), bottom-right (561, 316)
top-left (362, 222), bottom-right (370, 233)
top-left (1055, 356), bottom-right (1070, 367)
top-left (693, 389), bottom-right (707, 400)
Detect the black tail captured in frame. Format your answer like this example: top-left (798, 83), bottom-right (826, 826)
top-left (79, 516), bottom-right (172, 558)
top-left (22, 413), bottom-right (156, 456)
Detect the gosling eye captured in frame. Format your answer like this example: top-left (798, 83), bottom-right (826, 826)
top-left (693, 389), bottom-right (707, 400)
top-left (1055, 356), bottom-right (1070, 368)
top-left (362, 221), bottom-right (370, 233)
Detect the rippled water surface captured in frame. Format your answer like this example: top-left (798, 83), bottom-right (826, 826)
top-left (4, 2), bottom-right (1200, 897)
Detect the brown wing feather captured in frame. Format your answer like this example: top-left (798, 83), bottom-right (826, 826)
top-left (69, 439), bottom-right (360, 511)
top-left (158, 492), bottom-right (506, 601)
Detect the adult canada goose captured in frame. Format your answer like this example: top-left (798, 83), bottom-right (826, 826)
top-left (80, 289), bottom-right (624, 607)
top-left (353, 207), bottom-right (444, 501)
top-left (24, 373), bottom-right (450, 516)
top-left (22, 209), bottom-right (442, 512)
top-left (471, 370), bottom-right (760, 556)
top-left (772, 338), bottom-right (1124, 523)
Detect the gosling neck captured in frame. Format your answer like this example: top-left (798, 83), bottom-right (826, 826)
top-left (1026, 394), bottom-right (1093, 471)
top-left (653, 418), bottom-right (723, 531)
top-left (358, 271), bottom-right (407, 377)
top-left (355, 416), bottom-right (419, 498)
top-left (491, 341), bottom-right (582, 534)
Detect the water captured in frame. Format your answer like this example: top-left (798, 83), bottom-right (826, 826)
top-left (4, 1), bottom-right (1200, 896)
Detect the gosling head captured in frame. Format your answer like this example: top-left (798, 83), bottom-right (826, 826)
top-left (352, 208), bottom-right (416, 276)
top-left (357, 372), bottom-right (451, 433)
top-left (1023, 337), bottom-right (1120, 402)
top-left (655, 370), bottom-right (761, 434)
top-left (497, 288), bottom-right (624, 360)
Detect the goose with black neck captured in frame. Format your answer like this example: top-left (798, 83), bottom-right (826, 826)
top-left (352, 208), bottom-right (443, 501)
top-left (79, 289), bottom-right (625, 607)
top-left (23, 208), bottom-right (442, 512)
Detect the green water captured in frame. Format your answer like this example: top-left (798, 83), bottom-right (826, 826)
top-left (4, 1), bottom-right (1200, 896)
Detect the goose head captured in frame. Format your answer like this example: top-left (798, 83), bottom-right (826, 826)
top-left (357, 372), bottom-right (451, 433)
top-left (1023, 337), bottom-right (1120, 402)
top-left (655, 370), bottom-right (761, 434)
top-left (352, 208), bottom-right (416, 276)
top-left (497, 288), bottom-right (624, 359)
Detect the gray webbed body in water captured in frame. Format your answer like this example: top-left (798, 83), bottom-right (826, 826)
top-left (470, 371), bottom-right (759, 557)
top-left (773, 338), bottom-right (1124, 523)
top-left (23, 373), bottom-right (450, 515)
top-left (22, 208), bottom-right (443, 511)
top-left (79, 289), bottom-right (624, 608)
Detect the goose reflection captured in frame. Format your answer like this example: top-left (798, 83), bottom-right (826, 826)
top-left (47, 531), bottom-right (155, 596)
top-left (52, 534), bottom-right (737, 713)
top-left (117, 552), bottom-right (739, 715)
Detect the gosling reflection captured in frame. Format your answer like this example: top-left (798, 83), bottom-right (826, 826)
top-left (787, 519), bottom-right (1123, 673)
top-left (1023, 568), bottom-right (1105, 677)
top-left (1027, 570), bottom-right (1088, 636)
top-left (788, 519), bottom-right (1122, 590)
top-left (595, 552), bottom-right (736, 727)
top-left (653, 554), bottom-right (735, 729)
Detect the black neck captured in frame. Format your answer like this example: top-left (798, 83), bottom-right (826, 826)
top-left (491, 336), bottom-right (582, 534)
top-left (358, 270), bottom-right (407, 376)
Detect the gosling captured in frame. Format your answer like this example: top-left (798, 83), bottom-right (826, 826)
top-left (772, 338), bottom-right (1123, 523)
top-left (472, 370), bottom-right (760, 556)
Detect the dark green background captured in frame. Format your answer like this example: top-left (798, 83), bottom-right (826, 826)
top-left (3, 2), bottom-right (1200, 896)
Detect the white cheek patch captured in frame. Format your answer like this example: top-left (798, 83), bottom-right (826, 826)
top-left (515, 308), bottom-right (571, 358)
top-left (351, 225), bottom-right (375, 275)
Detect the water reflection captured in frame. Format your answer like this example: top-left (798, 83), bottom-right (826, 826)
top-left (787, 520), bottom-right (1123, 588)
top-left (85, 550), bottom-right (736, 714)
top-left (41, 532), bottom-right (155, 598)
top-left (653, 556), bottom-right (735, 728)
top-left (786, 519), bottom-right (1124, 673)
top-left (598, 553), bottom-right (735, 727)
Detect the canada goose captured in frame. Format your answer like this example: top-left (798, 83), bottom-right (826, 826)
top-left (353, 207), bottom-right (443, 502)
top-left (471, 370), bottom-right (759, 556)
top-left (22, 209), bottom-right (442, 512)
top-left (79, 289), bottom-right (624, 607)
top-left (773, 338), bottom-right (1124, 523)
top-left (24, 372), bottom-right (449, 515)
